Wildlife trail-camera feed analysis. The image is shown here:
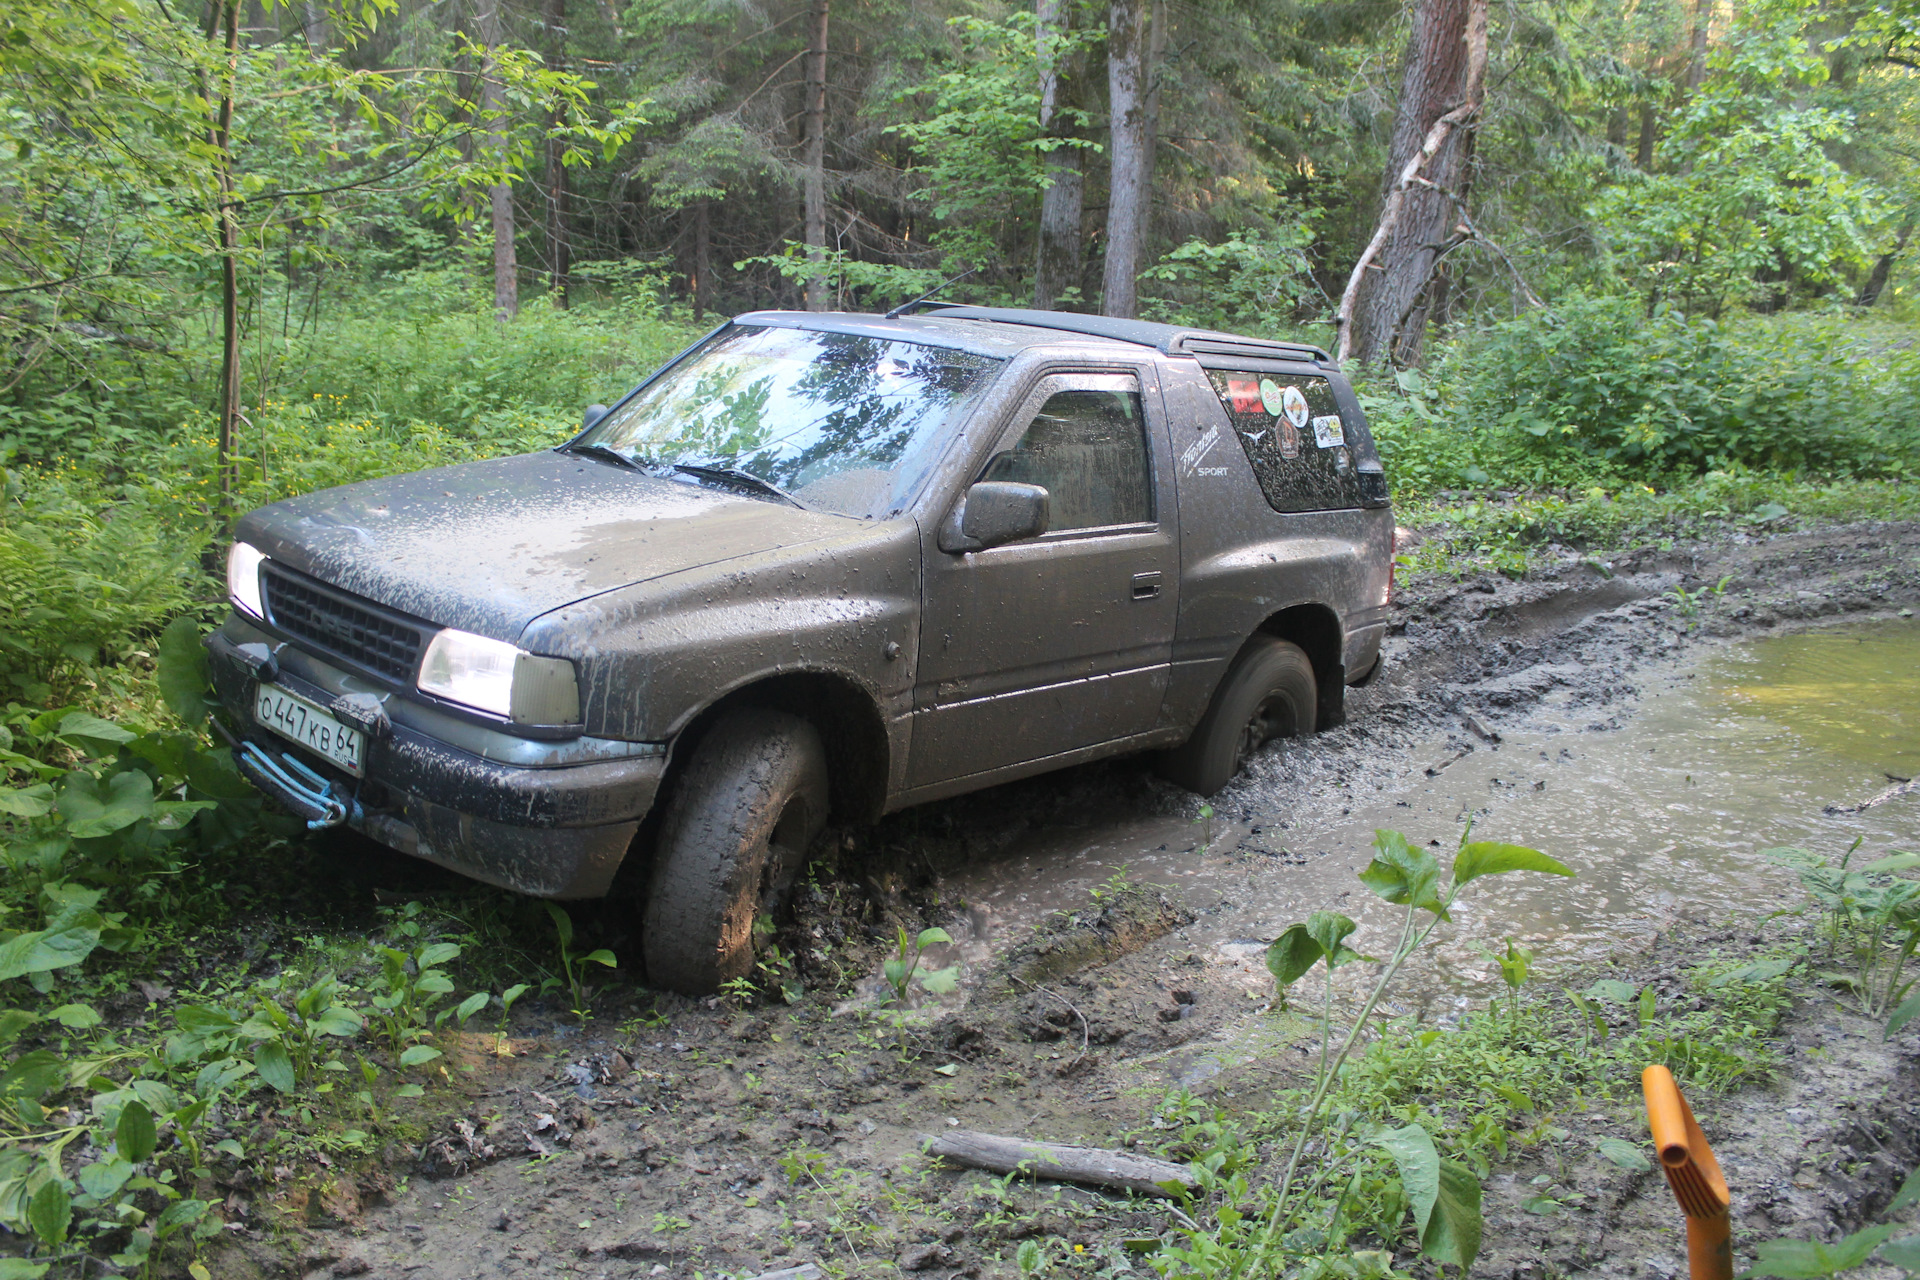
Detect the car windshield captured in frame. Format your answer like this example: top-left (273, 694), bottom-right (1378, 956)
top-left (573, 324), bottom-right (1002, 519)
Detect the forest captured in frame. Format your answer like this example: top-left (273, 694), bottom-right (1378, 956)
top-left (2, 0), bottom-right (1920, 1275)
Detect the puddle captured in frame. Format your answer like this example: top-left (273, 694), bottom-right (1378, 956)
top-left (933, 617), bottom-right (1920, 1020)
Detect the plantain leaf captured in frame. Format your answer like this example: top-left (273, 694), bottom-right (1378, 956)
top-left (253, 1042), bottom-right (295, 1093)
top-left (1597, 1138), bottom-right (1652, 1172)
top-left (1423, 1159), bottom-right (1484, 1270)
top-left (1887, 989), bottom-right (1920, 1039)
top-left (1739, 1226), bottom-right (1896, 1278)
top-left (115, 1099), bottom-right (156, 1163)
top-left (156, 616), bottom-right (210, 726)
top-left (398, 1044), bottom-right (443, 1068)
top-left (26, 1180), bottom-right (69, 1247)
top-left (1452, 841), bottom-right (1574, 887)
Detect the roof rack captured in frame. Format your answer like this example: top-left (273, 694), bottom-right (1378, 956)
top-left (913, 303), bottom-right (1330, 364)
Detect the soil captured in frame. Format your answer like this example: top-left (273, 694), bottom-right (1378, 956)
top-left (247, 520), bottom-right (1920, 1280)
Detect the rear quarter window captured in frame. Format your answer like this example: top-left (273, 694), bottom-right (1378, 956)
top-left (1205, 370), bottom-right (1364, 513)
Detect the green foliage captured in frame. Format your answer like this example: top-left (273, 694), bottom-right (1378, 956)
top-left (1766, 842), bottom-right (1920, 1023)
top-left (881, 926), bottom-right (958, 1007)
top-left (545, 902), bottom-right (615, 1022)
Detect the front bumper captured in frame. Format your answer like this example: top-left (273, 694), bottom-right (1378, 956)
top-left (209, 621), bottom-right (667, 898)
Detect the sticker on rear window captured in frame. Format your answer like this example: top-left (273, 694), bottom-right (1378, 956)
top-left (1279, 419), bottom-right (1300, 458)
top-left (1227, 378), bottom-right (1264, 416)
top-left (1312, 414), bottom-right (1345, 448)
top-left (1281, 385), bottom-right (1310, 429)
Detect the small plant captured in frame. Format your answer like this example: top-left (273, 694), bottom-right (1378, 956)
top-left (1473, 935), bottom-right (1535, 1033)
top-left (1767, 842), bottom-right (1920, 1023)
top-left (1090, 865), bottom-right (1136, 903)
top-left (881, 926), bottom-right (958, 1006)
top-left (1194, 803), bottom-right (1215, 848)
top-left (545, 903), bottom-right (615, 1022)
top-left (1741, 1165), bottom-right (1919, 1278)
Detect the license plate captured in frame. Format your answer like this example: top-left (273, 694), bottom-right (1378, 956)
top-left (254, 685), bottom-right (365, 776)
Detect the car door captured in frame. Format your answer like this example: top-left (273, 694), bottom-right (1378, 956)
top-left (908, 368), bottom-right (1180, 788)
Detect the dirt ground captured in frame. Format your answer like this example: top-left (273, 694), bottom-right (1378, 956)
top-left (258, 521), bottom-right (1920, 1280)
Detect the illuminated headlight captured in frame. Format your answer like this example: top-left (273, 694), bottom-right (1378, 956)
top-left (417, 628), bottom-right (581, 726)
top-left (227, 542), bottom-right (267, 618)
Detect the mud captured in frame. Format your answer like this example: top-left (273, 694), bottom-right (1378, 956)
top-left (278, 521), bottom-right (1920, 1280)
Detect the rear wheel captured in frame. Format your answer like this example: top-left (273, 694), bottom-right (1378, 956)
top-left (642, 708), bottom-right (829, 995)
top-left (1155, 637), bottom-right (1317, 796)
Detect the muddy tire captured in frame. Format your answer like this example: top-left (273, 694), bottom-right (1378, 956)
top-left (642, 708), bottom-right (829, 995)
top-left (1155, 636), bottom-right (1317, 797)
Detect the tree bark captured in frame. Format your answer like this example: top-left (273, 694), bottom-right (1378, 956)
top-left (1857, 219), bottom-right (1914, 307)
top-left (1101, 0), bottom-right (1149, 319)
top-left (1344, 0), bottom-right (1486, 367)
top-left (692, 199), bottom-right (711, 320)
top-left (1686, 0), bottom-right (1711, 91)
top-left (544, 0), bottom-right (570, 308)
top-left (1636, 103), bottom-right (1657, 170)
top-left (476, 0), bottom-right (518, 319)
top-left (802, 0), bottom-right (831, 311)
top-left (1033, 0), bottom-right (1085, 310)
top-left (301, 0), bottom-right (330, 54)
top-left (215, 0), bottom-right (241, 508)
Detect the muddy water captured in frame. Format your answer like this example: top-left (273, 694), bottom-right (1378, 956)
top-left (936, 618), bottom-right (1920, 1032)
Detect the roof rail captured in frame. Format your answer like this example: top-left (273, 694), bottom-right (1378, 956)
top-left (913, 304), bottom-right (1329, 363)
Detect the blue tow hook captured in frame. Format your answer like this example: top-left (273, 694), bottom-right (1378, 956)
top-left (235, 741), bottom-right (363, 830)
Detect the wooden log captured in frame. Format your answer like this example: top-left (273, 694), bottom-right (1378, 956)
top-left (921, 1129), bottom-right (1195, 1197)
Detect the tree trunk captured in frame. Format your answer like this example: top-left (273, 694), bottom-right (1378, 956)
top-left (1686, 0), bottom-right (1711, 91)
top-left (544, 0), bottom-right (570, 308)
top-left (692, 199), bottom-right (711, 320)
top-left (1138, 0), bottom-right (1165, 249)
top-left (476, 0), bottom-right (518, 319)
top-left (1102, 0), bottom-right (1149, 319)
top-left (1857, 220), bottom-right (1914, 307)
top-left (1636, 103), bottom-right (1657, 170)
top-left (1346, 0), bottom-right (1486, 366)
top-left (802, 0), bottom-right (831, 311)
top-left (301, 0), bottom-right (330, 53)
top-left (1033, 0), bottom-right (1085, 310)
top-left (215, 0), bottom-right (241, 508)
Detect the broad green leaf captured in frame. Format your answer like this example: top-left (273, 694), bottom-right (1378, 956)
top-left (155, 617), bottom-right (210, 726)
top-left (1305, 911), bottom-right (1368, 970)
top-left (193, 1057), bottom-right (258, 1100)
top-left (1638, 986), bottom-right (1658, 1027)
top-left (1266, 924), bottom-right (1323, 990)
top-left (414, 972), bottom-right (455, 996)
top-left (0, 1261), bottom-right (50, 1279)
top-left (1707, 959), bottom-right (1794, 988)
top-left (1452, 841), bottom-right (1574, 888)
top-left (417, 943), bottom-right (461, 968)
top-left (1859, 853), bottom-right (1920, 875)
top-left (0, 1010), bottom-right (38, 1045)
top-left (544, 902), bottom-right (574, 948)
top-left (57, 770), bottom-right (155, 839)
top-left (1887, 990), bottom-right (1920, 1039)
top-left (253, 1042), bottom-right (295, 1093)
top-left (1889, 1166), bottom-right (1920, 1215)
top-left (0, 785), bottom-right (54, 818)
top-left (1586, 979), bottom-right (1638, 1004)
top-left (916, 927), bottom-right (953, 949)
top-left (155, 1198), bottom-right (209, 1233)
top-left (54, 713), bottom-right (134, 755)
top-left (920, 965), bottom-right (959, 994)
top-left (580, 949), bottom-right (617, 968)
top-left (26, 1179), bottom-right (69, 1246)
top-left (78, 1158), bottom-right (134, 1200)
top-left (398, 1045), bottom-right (443, 1068)
top-left (1597, 1138), bottom-right (1652, 1172)
top-left (1739, 1226), bottom-right (1897, 1279)
top-left (312, 1006), bottom-right (364, 1037)
top-left (1879, 1234), bottom-right (1920, 1271)
top-left (453, 992), bottom-right (489, 1025)
top-left (1423, 1159), bottom-right (1483, 1270)
top-left (48, 1003), bottom-right (100, 1029)
top-left (500, 983), bottom-right (530, 1012)
top-left (1358, 830), bottom-right (1446, 918)
top-left (0, 912), bottom-right (104, 981)
top-left (117, 1097), bottom-right (157, 1163)
top-left (1370, 1122), bottom-right (1440, 1237)
top-left (394, 1083), bottom-right (425, 1097)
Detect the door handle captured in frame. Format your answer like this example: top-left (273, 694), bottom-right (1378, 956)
top-left (1131, 571), bottom-right (1163, 600)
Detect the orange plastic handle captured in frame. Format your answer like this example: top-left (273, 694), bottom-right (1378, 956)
top-left (1643, 1065), bottom-right (1732, 1280)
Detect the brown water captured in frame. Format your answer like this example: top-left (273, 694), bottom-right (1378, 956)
top-left (926, 617), bottom-right (1920, 1042)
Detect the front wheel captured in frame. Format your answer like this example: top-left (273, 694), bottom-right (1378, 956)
top-left (641, 708), bottom-right (829, 995)
top-left (1155, 636), bottom-right (1317, 797)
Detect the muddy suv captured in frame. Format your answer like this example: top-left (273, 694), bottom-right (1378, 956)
top-left (210, 305), bottom-right (1393, 992)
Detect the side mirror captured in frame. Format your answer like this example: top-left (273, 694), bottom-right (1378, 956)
top-left (942, 481), bottom-right (1050, 552)
top-left (582, 404), bottom-right (610, 430)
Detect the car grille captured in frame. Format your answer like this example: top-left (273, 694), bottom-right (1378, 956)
top-left (261, 566), bottom-right (428, 684)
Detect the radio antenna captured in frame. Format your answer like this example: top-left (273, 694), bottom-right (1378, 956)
top-left (884, 267), bottom-right (979, 319)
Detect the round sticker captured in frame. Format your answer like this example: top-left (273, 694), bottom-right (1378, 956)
top-left (1280, 385), bottom-right (1310, 430)
top-left (1258, 378), bottom-right (1285, 417)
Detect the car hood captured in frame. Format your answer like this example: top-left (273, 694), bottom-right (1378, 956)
top-left (235, 451), bottom-right (853, 642)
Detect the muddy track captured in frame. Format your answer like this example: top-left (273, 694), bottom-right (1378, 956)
top-left (277, 521), bottom-right (1920, 1280)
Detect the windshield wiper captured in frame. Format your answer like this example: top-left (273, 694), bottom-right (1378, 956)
top-left (562, 442), bottom-right (640, 470)
top-left (670, 463), bottom-right (807, 509)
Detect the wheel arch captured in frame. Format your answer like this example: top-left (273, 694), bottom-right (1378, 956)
top-left (1254, 603), bottom-right (1346, 730)
top-left (667, 671), bottom-right (890, 825)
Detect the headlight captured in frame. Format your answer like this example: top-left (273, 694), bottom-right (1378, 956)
top-left (227, 542), bottom-right (267, 618)
top-left (417, 628), bottom-right (581, 725)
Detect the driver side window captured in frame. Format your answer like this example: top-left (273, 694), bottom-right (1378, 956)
top-left (979, 388), bottom-right (1151, 531)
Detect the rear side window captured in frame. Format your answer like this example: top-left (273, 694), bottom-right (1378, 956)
top-left (1205, 371), bottom-right (1362, 513)
top-left (981, 388), bottom-right (1152, 531)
